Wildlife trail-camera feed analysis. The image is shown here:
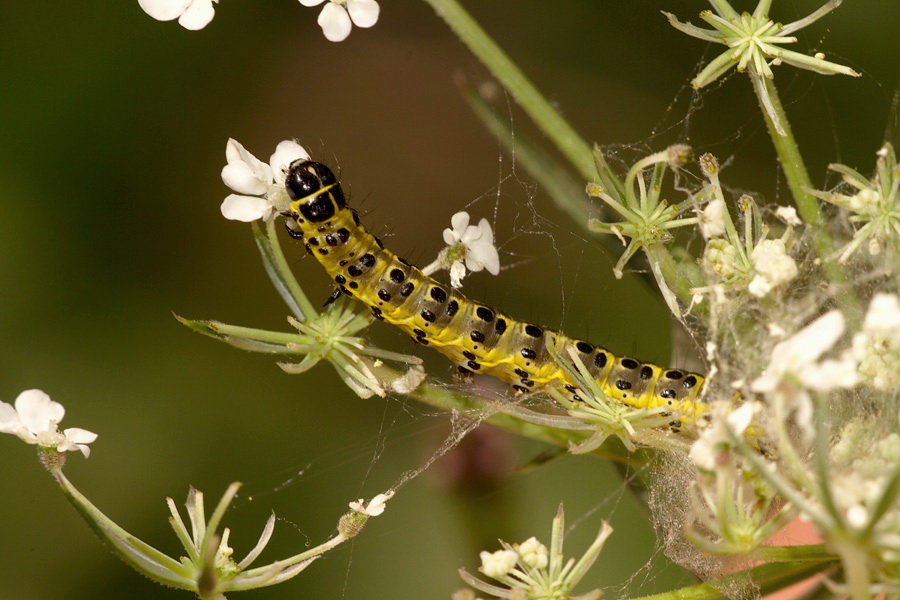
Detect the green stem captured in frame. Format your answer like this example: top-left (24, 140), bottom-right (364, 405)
top-left (258, 220), bottom-right (317, 320)
top-left (751, 73), bottom-right (859, 320)
top-left (748, 544), bottom-right (837, 562)
top-left (421, 0), bottom-right (597, 182)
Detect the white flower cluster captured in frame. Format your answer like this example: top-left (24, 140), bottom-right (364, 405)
top-left (138, 0), bottom-right (380, 41)
top-left (460, 509), bottom-right (610, 600)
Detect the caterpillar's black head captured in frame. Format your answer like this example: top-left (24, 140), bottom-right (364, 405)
top-left (285, 160), bottom-right (347, 223)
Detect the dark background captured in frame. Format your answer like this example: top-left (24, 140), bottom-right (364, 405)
top-left (1, 1), bottom-right (896, 598)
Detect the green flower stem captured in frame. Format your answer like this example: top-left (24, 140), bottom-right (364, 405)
top-left (646, 244), bottom-right (704, 309)
top-left (628, 559), bottom-right (835, 600)
top-left (421, 0), bottom-right (597, 182)
top-left (53, 469), bottom-right (192, 587)
top-left (256, 220), bottom-right (317, 320)
top-left (458, 78), bottom-right (602, 229)
top-left (748, 544), bottom-right (837, 562)
top-left (752, 72), bottom-right (859, 317)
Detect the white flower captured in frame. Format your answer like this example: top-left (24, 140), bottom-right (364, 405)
top-left (699, 198), bottom-right (726, 238)
top-left (775, 206), bottom-right (802, 226)
top-left (479, 549), bottom-right (518, 579)
top-left (349, 490), bottom-right (395, 517)
top-left (220, 139), bottom-right (309, 222)
top-left (689, 401), bottom-right (753, 470)
top-left (138, 0), bottom-right (218, 30)
top-left (751, 311), bottom-right (856, 394)
top-left (852, 293), bottom-right (900, 390)
top-left (748, 239), bottom-right (798, 297)
top-left (441, 212), bottom-right (501, 288)
top-left (299, 0), bottom-right (380, 42)
top-left (516, 537), bottom-right (548, 570)
top-left (0, 389), bottom-right (97, 458)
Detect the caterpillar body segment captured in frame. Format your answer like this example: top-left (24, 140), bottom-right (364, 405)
top-left (284, 159), bottom-right (707, 431)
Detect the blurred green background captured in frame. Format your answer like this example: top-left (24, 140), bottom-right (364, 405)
top-left (0, 1), bottom-right (896, 598)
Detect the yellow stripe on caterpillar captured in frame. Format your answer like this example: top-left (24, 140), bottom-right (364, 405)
top-left (283, 159), bottom-right (707, 434)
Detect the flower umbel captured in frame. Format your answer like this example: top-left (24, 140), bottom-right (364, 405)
top-left (220, 139), bottom-right (310, 222)
top-left (54, 475), bottom-right (358, 599)
top-left (666, 0), bottom-right (859, 136)
top-left (808, 143), bottom-right (900, 264)
top-left (299, 0), bottom-right (380, 42)
top-left (0, 389), bottom-right (97, 465)
top-left (422, 211), bottom-right (501, 288)
top-left (458, 505), bottom-right (611, 600)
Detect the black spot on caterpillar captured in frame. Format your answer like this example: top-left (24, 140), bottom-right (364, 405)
top-left (284, 160), bottom-right (707, 427)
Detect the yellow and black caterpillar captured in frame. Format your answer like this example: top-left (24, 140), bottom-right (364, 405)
top-left (283, 160), bottom-right (707, 431)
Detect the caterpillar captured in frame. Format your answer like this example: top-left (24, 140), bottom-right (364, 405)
top-left (283, 159), bottom-right (707, 433)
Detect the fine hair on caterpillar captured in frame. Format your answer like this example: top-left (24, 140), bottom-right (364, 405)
top-left (283, 158), bottom-right (707, 433)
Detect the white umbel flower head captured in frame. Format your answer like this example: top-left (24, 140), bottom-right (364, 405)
top-left (748, 239), bottom-right (798, 297)
top-left (299, 0), bottom-right (380, 42)
top-left (220, 139), bottom-right (310, 222)
top-left (479, 549), bottom-right (518, 579)
top-left (441, 212), bottom-right (501, 288)
top-left (138, 0), bottom-right (219, 30)
top-left (0, 389), bottom-right (97, 458)
top-left (516, 536), bottom-right (549, 569)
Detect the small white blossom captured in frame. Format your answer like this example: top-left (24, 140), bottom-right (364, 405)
top-left (138, 0), bottom-right (218, 30)
top-left (751, 311), bottom-right (856, 394)
top-left (748, 239), bottom-right (798, 297)
top-left (699, 198), bottom-right (726, 238)
top-left (775, 206), bottom-right (802, 226)
top-left (441, 212), bottom-right (501, 287)
top-left (479, 549), bottom-right (518, 579)
top-left (220, 139), bottom-right (309, 222)
top-left (349, 490), bottom-right (395, 517)
top-left (516, 537), bottom-right (548, 569)
top-left (299, 0), bottom-right (380, 42)
top-left (689, 401), bottom-right (753, 471)
top-left (0, 389), bottom-right (97, 458)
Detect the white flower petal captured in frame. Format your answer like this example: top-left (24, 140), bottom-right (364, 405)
top-left (269, 141), bottom-right (310, 185)
top-left (864, 293), bottom-right (900, 332)
top-left (221, 194), bottom-right (272, 222)
top-left (60, 428), bottom-right (99, 458)
top-left (138, 0), bottom-right (193, 21)
top-left (0, 402), bottom-right (21, 433)
top-left (177, 0), bottom-right (216, 30)
top-left (725, 402), bottom-right (753, 435)
top-left (751, 311), bottom-right (846, 393)
top-left (318, 3), bottom-right (353, 42)
top-left (224, 139), bottom-right (273, 186)
top-left (445, 211), bottom-right (471, 243)
top-left (347, 0), bottom-right (379, 28)
top-left (298, 0), bottom-right (326, 6)
top-left (449, 261), bottom-right (466, 288)
top-left (221, 162), bottom-right (270, 196)
top-left (775, 206), bottom-right (802, 226)
top-left (15, 389), bottom-right (64, 436)
top-left (699, 198), bottom-right (726, 238)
